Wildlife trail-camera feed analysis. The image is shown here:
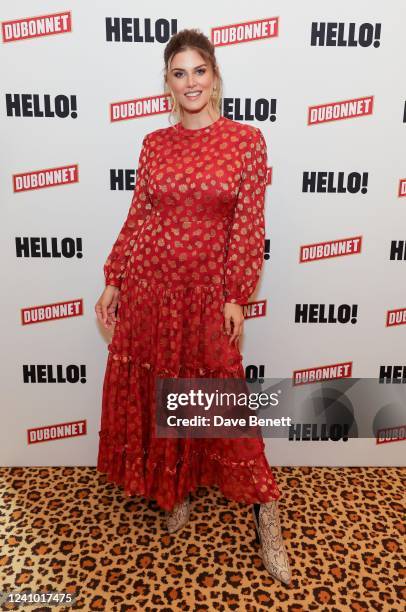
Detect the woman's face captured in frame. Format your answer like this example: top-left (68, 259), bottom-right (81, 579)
top-left (166, 48), bottom-right (217, 116)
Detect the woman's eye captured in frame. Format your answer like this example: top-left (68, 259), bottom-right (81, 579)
top-left (173, 69), bottom-right (206, 78)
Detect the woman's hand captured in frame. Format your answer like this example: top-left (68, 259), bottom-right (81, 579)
top-left (224, 302), bottom-right (244, 346)
top-left (95, 285), bottom-right (120, 330)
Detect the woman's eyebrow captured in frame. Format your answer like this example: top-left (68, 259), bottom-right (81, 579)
top-left (170, 63), bottom-right (207, 72)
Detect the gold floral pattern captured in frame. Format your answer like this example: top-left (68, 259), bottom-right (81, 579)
top-left (98, 116), bottom-right (279, 512)
top-left (103, 116), bottom-right (267, 305)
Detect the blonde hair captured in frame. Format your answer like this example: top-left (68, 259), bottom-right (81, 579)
top-left (163, 28), bottom-right (223, 126)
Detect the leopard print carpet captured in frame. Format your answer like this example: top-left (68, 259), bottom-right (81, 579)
top-left (0, 466), bottom-right (404, 611)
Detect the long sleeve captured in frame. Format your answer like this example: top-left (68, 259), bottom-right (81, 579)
top-left (104, 133), bottom-right (152, 289)
top-left (224, 127), bottom-right (268, 306)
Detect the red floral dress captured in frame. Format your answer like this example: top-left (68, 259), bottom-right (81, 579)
top-left (97, 115), bottom-right (281, 510)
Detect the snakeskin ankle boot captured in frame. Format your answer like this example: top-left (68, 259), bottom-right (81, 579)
top-left (252, 500), bottom-right (292, 585)
top-left (165, 495), bottom-right (190, 534)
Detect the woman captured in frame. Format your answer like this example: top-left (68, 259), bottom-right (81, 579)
top-left (95, 29), bottom-right (291, 585)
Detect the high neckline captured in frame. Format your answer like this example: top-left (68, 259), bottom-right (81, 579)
top-left (174, 115), bottom-right (224, 136)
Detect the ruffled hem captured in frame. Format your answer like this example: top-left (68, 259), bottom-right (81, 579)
top-left (97, 434), bottom-right (280, 511)
top-left (97, 355), bottom-right (280, 511)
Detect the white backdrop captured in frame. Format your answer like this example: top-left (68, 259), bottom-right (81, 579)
top-left (1, 1), bottom-right (405, 468)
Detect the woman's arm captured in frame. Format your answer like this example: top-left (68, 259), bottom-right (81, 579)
top-left (224, 127), bottom-right (268, 306)
top-left (103, 133), bottom-right (152, 289)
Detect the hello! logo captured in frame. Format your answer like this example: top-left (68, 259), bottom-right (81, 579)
top-left (5, 94), bottom-right (78, 118)
top-left (21, 299), bottom-right (84, 325)
top-left (13, 164), bottom-right (78, 192)
top-left (308, 95), bottom-right (373, 125)
top-left (310, 22), bottom-right (382, 48)
top-left (2, 11), bottom-right (71, 43)
top-left (264, 238), bottom-right (270, 260)
top-left (110, 167), bottom-right (138, 191)
top-left (223, 99), bottom-right (277, 123)
top-left (390, 241), bottom-right (406, 260)
top-left (16, 237), bottom-right (83, 259)
top-left (105, 18), bottom-right (177, 42)
top-left (245, 364), bottom-right (266, 383)
top-left (293, 361), bottom-right (353, 386)
top-left (23, 364), bottom-right (87, 384)
top-left (288, 386), bottom-right (356, 442)
top-left (289, 423), bottom-right (349, 441)
top-left (300, 235), bottom-right (362, 263)
top-left (295, 304), bottom-right (358, 324)
top-left (211, 17), bottom-right (278, 46)
top-left (378, 365), bottom-right (406, 383)
top-left (302, 172), bottom-right (368, 194)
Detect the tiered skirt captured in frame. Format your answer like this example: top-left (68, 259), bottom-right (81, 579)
top-left (97, 280), bottom-right (280, 511)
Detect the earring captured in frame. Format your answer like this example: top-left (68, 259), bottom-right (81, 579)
top-left (169, 90), bottom-right (178, 115)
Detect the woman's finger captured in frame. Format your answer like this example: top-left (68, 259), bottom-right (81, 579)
top-left (101, 303), bottom-right (108, 327)
top-left (95, 302), bottom-right (104, 325)
top-left (229, 319), bottom-right (243, 345)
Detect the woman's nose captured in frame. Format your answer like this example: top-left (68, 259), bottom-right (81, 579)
top-left (186, 73), bottom-right (196, 87)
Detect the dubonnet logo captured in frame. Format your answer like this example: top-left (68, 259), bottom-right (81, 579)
top-left (310, 22), bottom-right (382, 48)
top-left (110, 93), bottom-right (171, 122)
top-left (23, 365), bottom-right (86, 384)
top-left (242, 299), bottom-right (266, 319)
top-left (293, 361), bottom-right (353, 386)
top-left (302, 172), bottom-right (368, 194)
top-left (376, 425), bottom-right (406, 445)
top-left (386, 307), bottom-right (406, 327)
top-left (15, 237), bottom-right (83, 259)
top-left (398, 179), bottom-right (406, 197)
top-left (299, 235), bottom-right (362, 263)
top-left (307, 95), bottom-right (373, 125)
top-left (211, 17), bottom-right (278, 47)
top-left (266, 167), bottom-right (272, 185)
top-left (1, 11), bottom-right (72, 43)
top-left (373, 404), bottom-right (406, 444)
top-left (27, 420), bottom-right (87, 444)
top-left (13, 164), bottom-right (79, 192)
top-left (21, 299), bottom-right (84, 325)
